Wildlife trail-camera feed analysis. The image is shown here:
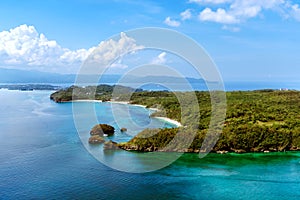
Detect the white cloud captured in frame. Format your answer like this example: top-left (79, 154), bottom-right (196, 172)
top-left (164, 17), bottom-right (181, 27)
top-left (110, 59), bottom-right (129, 69)
top-left (164, 1), bottom-right (300, 32)
top-left (0, 24), bottom-right (143, 73)
top-left (189, 0), bottom-right (232, 4)
top-left (88, 32), bottom-right (143, 68)
top-left (0, 24), bottom-right (94, 69)
top-left (152, 52), bottom-right (167, 65)
top-left (229, 0), bottom-right (283, 18)
top-left (288, 3), bottom-right (300, 21)
top-left (197, 0), bottom-right (295, 24)
top-left (180, 9), bottom-right (192, 20)
top-left (199, 8), bottom-right (239, 24)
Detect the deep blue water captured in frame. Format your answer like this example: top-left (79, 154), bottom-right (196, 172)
top-left (1, 90), bottom-right (300, 199)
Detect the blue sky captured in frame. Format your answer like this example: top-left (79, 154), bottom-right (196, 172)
top-left (0, 0), bottom-right (300, 81)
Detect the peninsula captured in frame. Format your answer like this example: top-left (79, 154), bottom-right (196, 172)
top-left (51, 85), bottom-right (300, 153)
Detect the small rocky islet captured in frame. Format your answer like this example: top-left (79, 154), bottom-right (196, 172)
top-left (90, 124), bottom-right (115, 136)
top-left (88, 135), bottom-right (105, 144)
top-left (88, 124), bottom-right (115, 145)
top-left (87, 124), bottom-right (122, 150)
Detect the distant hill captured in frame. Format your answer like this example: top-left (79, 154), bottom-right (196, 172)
top-left (0, 84), bottom-right (61, 91)
top-left (0, 68), bottom-right (75, 83)
top-left (117, 75), bottom-right (205, 84)
top-left (0, 68), bottom-right (205, 86)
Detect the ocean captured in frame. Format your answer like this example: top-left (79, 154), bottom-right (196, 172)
top-left (1, 89), bottom-right (300, 199)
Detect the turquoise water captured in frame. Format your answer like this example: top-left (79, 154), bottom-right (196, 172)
top-left (1, 90), bottom-right (300, 199)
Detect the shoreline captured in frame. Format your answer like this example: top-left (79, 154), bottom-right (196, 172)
top-left (70, 99), bottom-right (182, 128)
top-left (109, 101), bottom-right (182, 127)
top-left (154, 117), bottom-right (182, 127)
top-left (72, 99), bottom-right (103, 103)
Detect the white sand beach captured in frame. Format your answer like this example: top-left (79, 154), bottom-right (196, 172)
top-left (72, 99), bottom-right (103, 103)
top-left (154, 117), bottom-right (182, 127)
top-left (73, 99), bottom-right (181, 127)
top-left (109, 101), bottom-right (148, 109)
top-left (108, 100), bottom-right (130, 105)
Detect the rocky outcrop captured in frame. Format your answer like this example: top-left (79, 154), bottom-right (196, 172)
top-left (120, 128), bottom-right (127, 132)
top-left (104, 140), bottom-right (119, 150)
top-left (90, 124), bottom-right (115, 136)
top-left (88, 135), bottom-right (105, 144)
top-left (233, 149), bottom-right (246, 154)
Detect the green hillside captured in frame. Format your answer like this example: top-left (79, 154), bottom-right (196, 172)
top-left (51, 87), bottom-right (300, 153)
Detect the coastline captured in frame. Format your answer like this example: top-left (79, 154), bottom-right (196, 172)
top-left (109, 101), bottom-right (182, 127)
top-left (51, 90), bottom-right (300, 154)
top-left (72, 99), bottom-right (103, 103)
top-left (70, 99), bottom-right (182, 128)
top-left (154, 117), bottom-right (182, 127)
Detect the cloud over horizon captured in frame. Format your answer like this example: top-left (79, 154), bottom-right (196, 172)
top-left (0, 24), bottom-right (143, 73)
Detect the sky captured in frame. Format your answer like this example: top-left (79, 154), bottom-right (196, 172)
top-left (0, 0), bottom-right (300, 81)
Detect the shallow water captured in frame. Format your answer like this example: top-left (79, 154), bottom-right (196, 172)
top-left (1, 90), bottom-right (300, 199)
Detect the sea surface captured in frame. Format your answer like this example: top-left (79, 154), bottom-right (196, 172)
top-left (1, 89), bottom-right (300, 199)
top-left (3, 80), bottom-right (300, 91)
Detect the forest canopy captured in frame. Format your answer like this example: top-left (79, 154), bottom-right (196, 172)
top-left (51, 86), bottom-right (300, 153)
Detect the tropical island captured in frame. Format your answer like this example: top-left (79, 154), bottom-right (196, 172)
top-left (50, 85), bottom-right (300, 153)
top-left (0, 84), bottom-right (61, 91)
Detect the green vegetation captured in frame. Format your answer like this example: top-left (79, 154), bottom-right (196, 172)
top-left (50, 84), bottom-right (141, 102)
top-left (51, 86), bottom-right (300, 153)
top-left (121, 90), bottom-right (300, 153)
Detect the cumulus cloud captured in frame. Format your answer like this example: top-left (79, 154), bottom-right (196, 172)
top-left (87, 32), bottom-right (143, 70)
top-left (164, 17), bottom-right (181, 27)
top-left (152, 52), bottom-right (167, 65)
top-left (0, 24), bottom-right (143, 73)
top-left (110, 59), bottom-right (129, 69)
top-left (0, 24), bottom-right (93, 68)
top-left (190, 0), bottom-right (300, 25)
top-left (288, 3), bottom-right (300, 21)
top-left (180, 9), bottom-right (192, 20)
top-left (199, 8), bottom-right (239, 24)
top-left (229, 0), bottom-right (282, 18)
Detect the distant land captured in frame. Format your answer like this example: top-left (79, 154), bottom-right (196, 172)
top-left (0, 68), bottom-right (205, 85)
top-left (0, 68), bottom-right (74, 83)
top-left (0, 84), bottom-right (61, 91)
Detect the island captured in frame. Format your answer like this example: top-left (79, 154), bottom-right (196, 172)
top-left (89, 135), bottom-right (105, 144)
top-left (120, 128), bottom-right (127, 132)
top-left (88, 124), bottom-right (115, 144)
top-left (51, 85), bottom-right (300, 153)
top-left (1, 84), bottom-right (61, 91)
top-left (50, 84), bottom-right (141, 102)
top-left (90, 124), bottom-right (115, 136)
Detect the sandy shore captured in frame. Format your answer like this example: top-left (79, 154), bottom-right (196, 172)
top-left (108, 100), bottom-right (130, 105)
top-left (73, 99), bottom-right (182, 127)
top-left (154, 117), bottom-right (182, 127)
top-left (72, 99), bottom-right (103, 103)
top-left (108, 100), bottom-right (148, 108)
top-left (109, 101), bottom-right (181, 127)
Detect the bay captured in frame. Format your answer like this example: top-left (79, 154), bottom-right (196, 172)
top-left (1, 90), bottom-right (300, 199)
